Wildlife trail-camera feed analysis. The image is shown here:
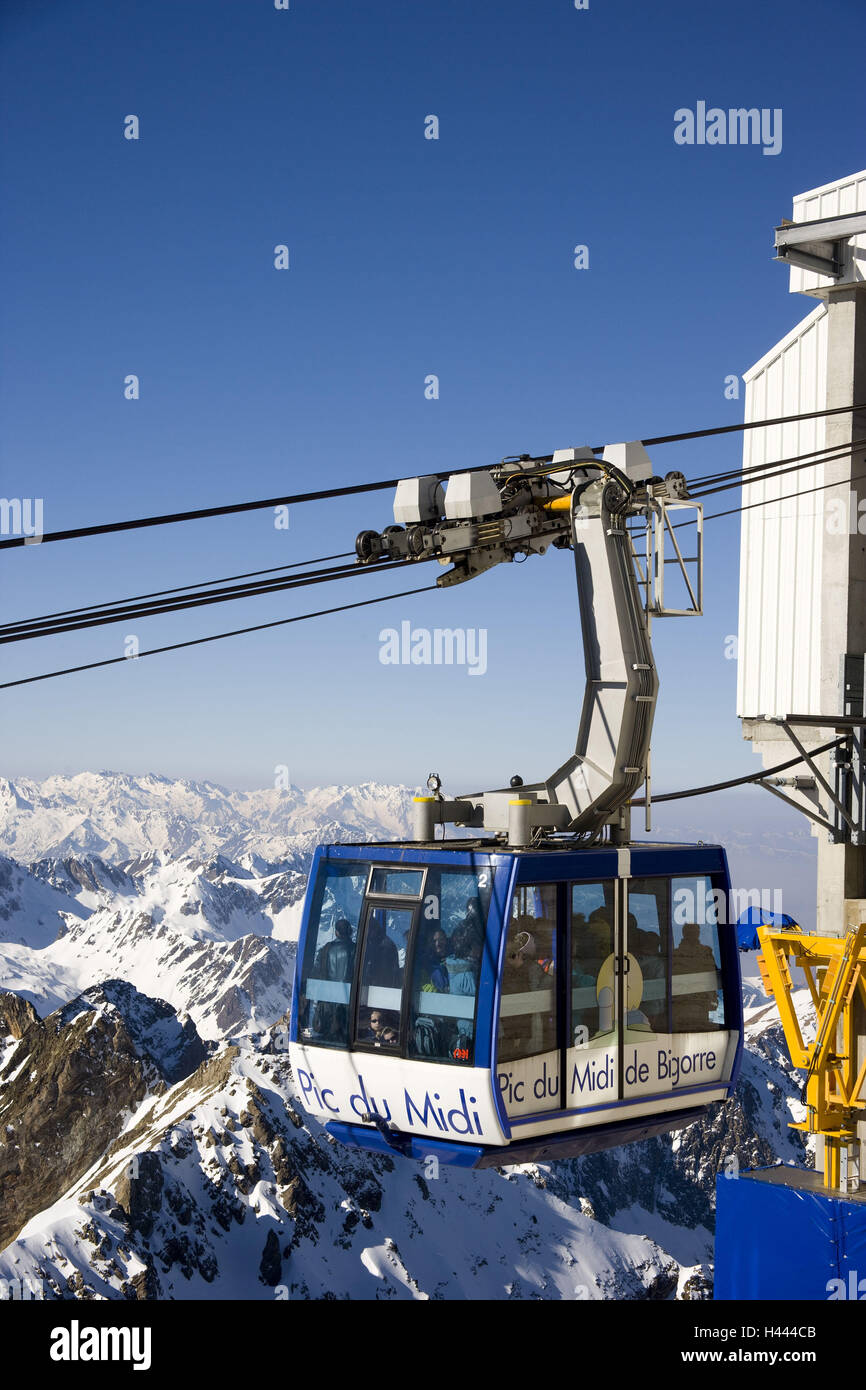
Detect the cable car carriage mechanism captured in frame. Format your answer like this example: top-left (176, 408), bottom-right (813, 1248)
top-left (289, 443), bottom-right (743, 1166)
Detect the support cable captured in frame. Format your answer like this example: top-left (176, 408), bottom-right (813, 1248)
top-left (0, 585), bottom-right (438, 690)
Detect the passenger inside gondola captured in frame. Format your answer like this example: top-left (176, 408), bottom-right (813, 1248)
top-left (498, 900), bottom-right (557, 1062)
top-left (362, 910), bottom-right (401, 988)
top-left (571, 912), bottom-right (591, 983)
top-left (445, 925), bottom-right (482, 993)
top-left (627, 883), bottom-right (671, 1032)
top-left (587, 908), bottom-right (613, 973)
top-left (363, 1009), bottom-right (399, 1045)
top-left (572, 904), bottom-right (614, 1041)
top-left (419, 926), bottom-right (451, 992)
top-left (629, 915), bottom-right (658, 1031)
top-left (314, 918), bottom-right (355, 981)
top-left (444, 923), bottom-right (483, 1056)
top-left (309, 919), bottom-right (356, 1041)
top-left (409, 909), bottom-right (485, 1063)
top-left (460, 897), bottom-right (482, 933)
top-left (673, 922), bottom-right (722, 1030)
top-left (354, 904), bottom-right (410, 1048)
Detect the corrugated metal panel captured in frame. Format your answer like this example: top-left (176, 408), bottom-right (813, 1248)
top-left (788, 169), bottom-right (866, 296)
top-left (736, 303), bottom-right (827, 718)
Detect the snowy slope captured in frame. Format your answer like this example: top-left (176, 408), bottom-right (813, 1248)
top-left (0, 964), bottom-right (814, 1301)
top-left (0, 855), bottom-right (302, 1038)
top-left (0, 856), bottom-right (88, 949)
top-left (0, 1041), bottom-right (687, 1300)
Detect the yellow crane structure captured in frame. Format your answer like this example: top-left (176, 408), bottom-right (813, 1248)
top-left (757, 918), bottom-right (866, 1191)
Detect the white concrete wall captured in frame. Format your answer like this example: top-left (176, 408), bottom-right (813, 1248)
top-left (737, 303), bottom-right (828, 721)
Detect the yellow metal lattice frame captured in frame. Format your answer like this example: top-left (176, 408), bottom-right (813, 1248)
top-left (757, 921), bottom-right (866, 1189)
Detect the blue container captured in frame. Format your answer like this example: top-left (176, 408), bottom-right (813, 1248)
top-left (715, 1165), bottom-right (866, 1301)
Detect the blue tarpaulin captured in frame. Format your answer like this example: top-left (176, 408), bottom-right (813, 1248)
top-left (736, 906), bottom-right (797, 951)
top-left (715, 1167), bottom-right (866, 1300)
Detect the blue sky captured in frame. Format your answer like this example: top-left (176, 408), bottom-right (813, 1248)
top-left (1, 0), bottom-right (863, 800)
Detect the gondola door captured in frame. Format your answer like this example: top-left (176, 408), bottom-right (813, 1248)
top-left (495, 883), bottom-right (562, 1122)
top-left (620, 876), bottom-right (672, 1100)
top-left (567, 877), bottom-right (621, 1112)
top-left (352, 900), bottom-right (416, 1053)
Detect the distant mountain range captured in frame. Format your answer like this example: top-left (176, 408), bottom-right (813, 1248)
top-left (0, 773), bottom-right (416, 865)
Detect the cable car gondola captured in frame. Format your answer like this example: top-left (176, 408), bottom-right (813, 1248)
top-left (289, 445), bottom-right (743, 1164)
top-left (289, 838), bottom-right (742, 1166)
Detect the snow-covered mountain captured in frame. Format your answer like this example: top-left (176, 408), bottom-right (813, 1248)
top-left (0, 855), bottom-right (90, 949)
top-left (0, 852), bottom-right (303, 1038)
top-left (0, 771), bottom-right (818, 1300)
top-left (0, 980), bottom-right (811, 1300)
